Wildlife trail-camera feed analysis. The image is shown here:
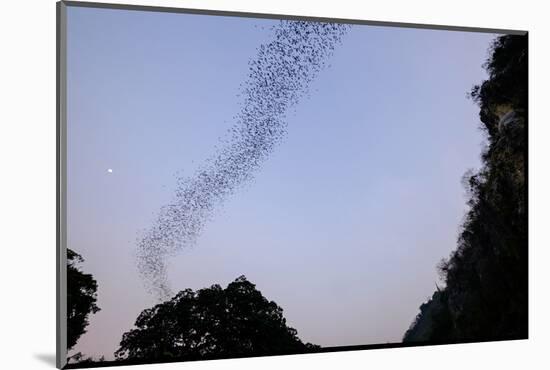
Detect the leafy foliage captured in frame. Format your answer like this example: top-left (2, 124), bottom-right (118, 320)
top-left (404, 34), bottom-right (527, 342)
top-left (67, 249), bottom-right (100, 350)
top-left (470, 35), bottom-right (527, 138)
top-left (115, 276), bottom-right (318, 361)
top-left (403, 290), bottom-right (453, 342)
top-left (67, 352), bottom-right (105, 366)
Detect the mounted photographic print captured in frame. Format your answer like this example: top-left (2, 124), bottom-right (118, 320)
top-left (56, 1), bottom-right (528, 368)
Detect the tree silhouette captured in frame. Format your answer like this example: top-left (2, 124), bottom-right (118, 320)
top-left (67, 249), bottom-right (100, 350)
top-left (115, 276), bottom-right (317, 361)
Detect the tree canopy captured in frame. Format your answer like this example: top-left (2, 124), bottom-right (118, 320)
top-left (115, 276), bottom-right (318, 361)
top-left (404, 34), bottom-right (527, 343)
top-left (67, 248), bottom-right (100, 350)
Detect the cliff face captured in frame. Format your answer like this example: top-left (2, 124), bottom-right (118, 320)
top-left (403, 34), bottom-right (527, 343)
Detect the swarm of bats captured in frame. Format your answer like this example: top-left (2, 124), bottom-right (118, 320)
top-left (137, 20), bottom-right (350, 300)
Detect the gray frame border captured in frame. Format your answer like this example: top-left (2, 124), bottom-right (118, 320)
top-left (56, 1), bottom-right (527, 369)
top-left (57, 1), bottom-right (68, 369)
top-left (62, 0), bottom-right (527, 35)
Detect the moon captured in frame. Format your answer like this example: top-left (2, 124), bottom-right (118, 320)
top-left (107, 168), bottom-right (113, 173)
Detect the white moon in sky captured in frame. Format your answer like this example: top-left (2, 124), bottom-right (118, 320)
top-left (107, 168), bottom-right (113, 173)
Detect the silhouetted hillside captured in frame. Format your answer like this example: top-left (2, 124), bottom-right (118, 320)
top-left (404, 34), bottom-right (527, 343)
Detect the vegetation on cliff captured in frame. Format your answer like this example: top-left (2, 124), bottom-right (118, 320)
top-left (404, 34), bottom-right (527, 342)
